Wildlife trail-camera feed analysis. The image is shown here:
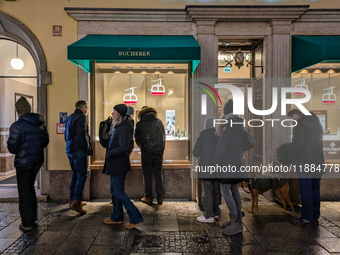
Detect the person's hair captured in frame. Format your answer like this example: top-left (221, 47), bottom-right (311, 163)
top-left (114, 111), bottom-right (123, 127)
top-left (141, 106), bottom-right (148, 110)
top-left (75, 100), bottom-right (87, 109)
top-left (287, 109), bottom-right (303, 118)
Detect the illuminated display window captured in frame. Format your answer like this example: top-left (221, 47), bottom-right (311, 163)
top-left (93, 63), bottom-right (189, 163)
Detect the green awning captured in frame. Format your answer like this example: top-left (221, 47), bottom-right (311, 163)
top-left (292, 36), bottom-right (340, 72)
top-left (67, 35), bottom-right (201, 74)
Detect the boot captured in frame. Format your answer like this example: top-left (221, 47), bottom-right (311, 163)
top-left (222, 211), bottom-right (244, 228)
top-left (69, 200), bottom-right (87, 208)
top-left (222, 214), bottom-right (243, 236)
top-left (70, 200), bottom-right (86, 214)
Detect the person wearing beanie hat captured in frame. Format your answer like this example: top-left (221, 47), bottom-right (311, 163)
top-left (65, 100), bottom-right (92, 214)
top-left (103, 103), bottom-right (143, 229)
top-left (214, 98), bottom-right (245, 236)
top-left (114, 104), bottom-right (127, 118)
top-left (15, 96), bottom-right (31, 116)
top-left (194, 117), bottom-right (220, 223)
top-left (7, 98), bottom-right (49, 231)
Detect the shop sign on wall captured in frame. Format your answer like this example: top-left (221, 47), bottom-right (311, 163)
top-left (56, 123), bottom-right (65, 134)
top-left (53, 25), bottom-right (62, 37)
top-left (59, 112), bottom-right (67, 123)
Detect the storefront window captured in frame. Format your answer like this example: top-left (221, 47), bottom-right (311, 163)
top-left (93, 63), bottom-right (189, 164)
top-left (292, 64), bottom-right (340, 162)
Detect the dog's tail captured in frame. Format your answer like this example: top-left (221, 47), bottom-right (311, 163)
top-left (241, 181), bottom-right (251, 194)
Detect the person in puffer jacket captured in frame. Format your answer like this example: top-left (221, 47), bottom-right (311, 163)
top-left (7, 96), bottom-right (49, 231)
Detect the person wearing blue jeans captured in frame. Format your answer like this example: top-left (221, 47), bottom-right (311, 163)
top-left (68, 150), bottom-right (88, 206)
top-left (65, 100), bottom-right (93, 214)
top-left (299, 178), bottom-right (321, 224)
top-left (103, 104), bottom-right (143, 229)
top-left (288, 109), bottom-right (324, 225)
top-left (110, 174), bottom-right (143, 224)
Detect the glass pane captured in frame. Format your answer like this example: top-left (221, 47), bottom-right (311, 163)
top-left (94, 63), bottom-right (189, 163)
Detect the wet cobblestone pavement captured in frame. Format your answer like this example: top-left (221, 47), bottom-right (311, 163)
top-left (1, 193), bottom-right (340, 254)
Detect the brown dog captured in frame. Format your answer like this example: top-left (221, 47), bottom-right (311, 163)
top-left (248, 176), bottom-right (296, 216)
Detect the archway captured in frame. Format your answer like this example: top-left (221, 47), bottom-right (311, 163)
top-left (0, 11), bottom-right (51, 196)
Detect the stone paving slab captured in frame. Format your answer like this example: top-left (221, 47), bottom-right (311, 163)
top-left (0, 197), bottom-right (340, 254)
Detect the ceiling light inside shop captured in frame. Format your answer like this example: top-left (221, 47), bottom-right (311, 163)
top-left (167, 71), bottom-right (174, 74)
top-left (126, 66), bottom-right (134, 69)
top-left (153, 67), bottom-right (161, 69)
top-left (167, 67), bottom-right (175, 69)
top-left (139, 67), bottom-right (148, 69)
top-left (141, 71), bottom-right (147, 74)
top-left (327, 69), bottom-right (336, 73)
top-left (154, 71), bottom-right (161, 74)
top-left (112, 66), bottom-right (120, 69)
top-left (128, 71), bottom-right (134, 74)
top-left (10, 43), bottom-right (24, 70)
top-left (313, 69), bottom-right (322, 73)
top-left (114, 71), bottom-right (121, 74)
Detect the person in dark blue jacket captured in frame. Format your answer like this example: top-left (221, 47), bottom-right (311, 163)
top-left (103, 104), bottom-right (143, 229)
top-left (7, 96), bottom-right (49, 231)
top-left (65, 100), bottom-right (92, 214)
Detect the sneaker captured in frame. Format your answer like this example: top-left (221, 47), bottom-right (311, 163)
top-left (19, 224), bottom-right (35, 231)
top-left (214, 215), bottom-right (220, 219)
top-left (197, 216), bottom-right (215, 223)
top-left (125, 221), bottom-right (143, 229)
top-left (103, 217), bottom-right (123, 225)
top-left (140, 197), bottom-right (152, 205)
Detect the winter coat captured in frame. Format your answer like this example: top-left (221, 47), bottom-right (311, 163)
top-left (7, 113), bottom-right (49, 168)
top-left (193, 128), bottom-right (219, 180)
top-left (135, 107), bottom-right (165, 154)
top-left (214, 114), bottom-right (245, 184)
top-left (103, 118), bottom-right (133, 176)
top-left (65, 109), bottom-right (92, 155)
top-left (291, 112), bottom-right (325, 177)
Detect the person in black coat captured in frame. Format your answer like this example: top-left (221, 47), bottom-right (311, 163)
top-left (7, 96), bottom-right (49, 231)
top-left (288, 109), bottom-right (325, 225)
top-left (135, 106), bottom-right (165, 205)
top-left (103, 104), bottom-right (143, 229)
top-left (193, 118), bottom-right (220, 223)
top-left (214, 99), bottom-right (244, 236)
top-left (65, 100), bottom-right (92, 214)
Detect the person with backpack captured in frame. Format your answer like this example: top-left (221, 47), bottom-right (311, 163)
top-left (103, 104), bottom-right (143, 229)
top-left (135, 106), bottom-right (165, 205)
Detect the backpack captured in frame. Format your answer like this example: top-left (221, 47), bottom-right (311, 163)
top-left (99, 116), bottom-right (112, 148)
top-left (145, 119), bottom-right (165, 155)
